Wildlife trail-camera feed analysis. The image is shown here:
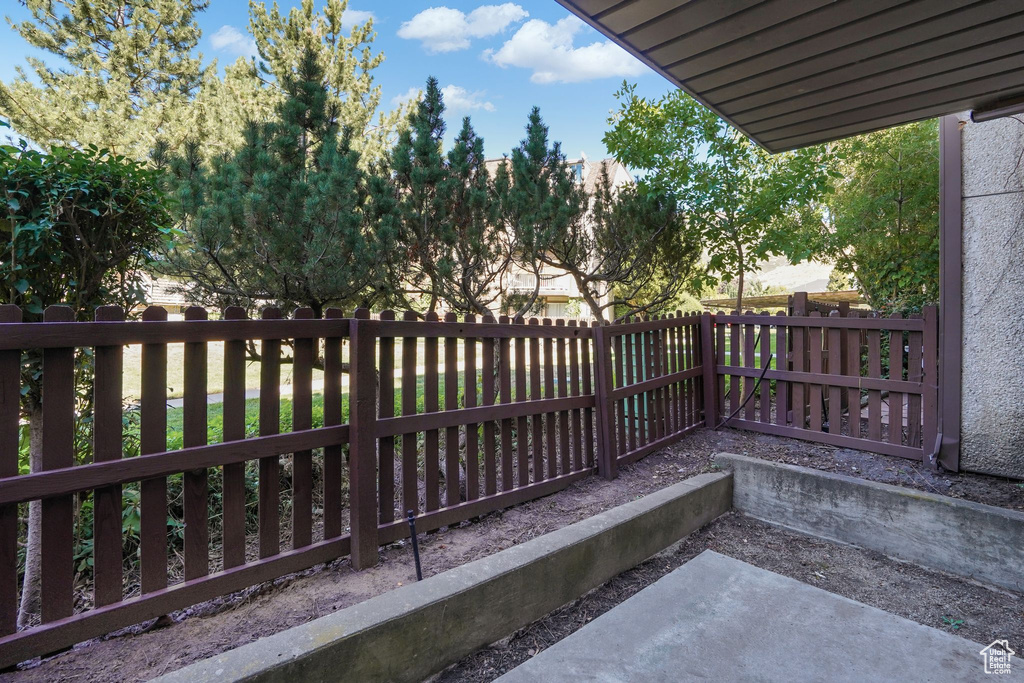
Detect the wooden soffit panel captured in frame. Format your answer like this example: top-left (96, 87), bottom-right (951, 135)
top-left (556, 0), bottom-right (1024, 151)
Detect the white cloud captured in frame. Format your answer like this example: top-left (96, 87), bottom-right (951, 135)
top-left (398, 4), bottom-right (528, 54)
top-left (341, 9), bottom-right (375, 28)
top-left (391, 85), bottom-right (496, 114)
top-left (391, 87), bottom-right (421, 108)
top-left (441, 85), bottom-right (496, 113)
top-left (486, 15), bottom-right (646, 84)
top-left (210, 25), bottom-right (257, 59)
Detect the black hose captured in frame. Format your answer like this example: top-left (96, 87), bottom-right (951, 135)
top-left (714, 327), bottom-right (775, 430)
top-left (406, 509), bottom-right (423, 581)
top-left (715, 352), bottom-right (774, 430)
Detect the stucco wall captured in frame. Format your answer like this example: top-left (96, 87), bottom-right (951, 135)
top-left (960, 113), bottom-right (1024, 478)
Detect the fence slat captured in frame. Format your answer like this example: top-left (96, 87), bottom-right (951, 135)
top-left (258, 307), bottom-right (281, 559)
top-left (139, 305), bottom-right (168, 595)
top-left (623, 323), bottom-right (638, 454)
top-left (644, 323), bottom-right (656, 444)
top-left (498, 316), bottom-right (514, 490)
top-left (700, 314), bottom-right (716, 428)
top-left (867, 318), bottom-right (883, 441)
top-left (445, 312), bottom-right (461, 504)
top-left (515, 318), bottom-right (529, 486)
top-left (922, 306), bottom-right (940, 467)
top-left (827, 312), bottom-right (843, 435)
top-left (291, 308), bottom-right (314, 548)
top-left (716, 313), bottom-right (727, 422)
top-left (655, 321), bottom-right (667, 439)
top-left (808, 312), bottom-right (824, 432)
top-left (401, 311), bottom-right (419, 515)
top-left (845, 311), bottom-right (862, 440)
top-left (672, 317), bottom-right (681, 430)
top-left (612, 328), bottom-right (626, 457)
top-left (221, 307), bottom-right (248, 566)
top-left (348, 309), bottom-right (377, 569)
top-left (907, 314), bottom-right (923, 448)
top-left (792, 312), bottom-right (807, 430)
top-left (758, 316), bottom-right (770, 423)
top-left (0, 306), bottom-right (19, 634)
top-left (528, 320), bottom-right (544, 481)
top-left (775, 313), bottom-right (789, 427)
top-left (183, 306), bottom-right (210, 579)
top-left (321, 308), bottom-right (345, 540)
top-left (729, 313), bottom-right (741, 418)
top-left (671, 321), bottom-right (679, 432)
top-left (92, 306), bottom-right (123, 608)
top-left (888, 312), bottom-right (904, 446)
top-left (743, 315), bottom-right (756, 422)
top-left (568, 322), bottom-right (583, 472)
top-left (464, 315), bottom-right (480, 500)
top-left (378, 311), bottom-right (396, 524)
top-left (583, 322), bottom-right (596, 469)
top-left (556, 320), bottom-right (570, 475)
top-left (482, 316), bottom-right (497, 496)
top-left (424, 312), bottom-right (440, 511)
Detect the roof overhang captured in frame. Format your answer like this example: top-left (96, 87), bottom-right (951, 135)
top-left (555, 0), bottom-right (1024, 152)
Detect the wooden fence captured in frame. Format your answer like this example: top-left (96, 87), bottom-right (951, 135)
top-left (593, 315), bottom-right (705, 479)
top-left (710, 307), bottom-right (939, 462)
top-left (0, 304), bottom-right (940, 666)
top-left (0, 307), bottom-right (704, 667)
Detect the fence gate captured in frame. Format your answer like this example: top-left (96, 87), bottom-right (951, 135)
top-left (707, 307), bottom-right (940, 465)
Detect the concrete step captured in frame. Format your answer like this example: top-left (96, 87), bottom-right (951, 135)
top-left (498, 550), bottom-right (1016, 682)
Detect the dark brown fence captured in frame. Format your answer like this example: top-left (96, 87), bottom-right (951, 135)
top-left (358, 313), bottom-right (603, 551)
top-left (710, 307), bottom-right (939, 462)
top-left (0, 303), bottom-right (941, 666)
top-left (593, 314), bottom-right (705, 479)
top-left (0, 307), bottom-right (706, 667)
top-left (0, 304), bottom-right (353, 666)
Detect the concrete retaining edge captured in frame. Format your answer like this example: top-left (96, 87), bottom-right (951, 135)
top-left (156, 471), bottom-right (732, 683)
top-left (714, 452), bottom-right (1024, 592)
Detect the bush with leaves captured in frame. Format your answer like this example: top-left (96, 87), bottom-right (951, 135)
top-left (797, 121), bottom-right (939, 312)
top-left (1, 123), bottom-right (172, 626)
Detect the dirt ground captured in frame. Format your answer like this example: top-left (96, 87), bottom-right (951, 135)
top-left (436, 511), bottom-right (1024, 682)
top-left (4, 428), bottom-right (1021, 681)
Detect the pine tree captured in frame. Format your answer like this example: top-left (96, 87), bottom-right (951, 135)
top-left (496, 107), bottom-right (589, 317)
top-left (1, 0), bottom-right (208, 157)
top-left (435, 117), bottom-right (507, 316)
top-left (245, 0), bottom-right (407, 165)
top-left (373, 77), bottom-right (449, 312)
top-left (158, 50), bottom-right (382, 316)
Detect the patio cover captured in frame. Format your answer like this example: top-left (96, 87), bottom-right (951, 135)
top-left (556, 0), bottom-right (1024, 152)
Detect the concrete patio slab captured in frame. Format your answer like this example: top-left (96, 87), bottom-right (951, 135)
top-left (498, 551), bottom-right (1013, 683)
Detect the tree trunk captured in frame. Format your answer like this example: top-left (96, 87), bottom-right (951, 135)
top-left (734, 241), bottom-right (745, 313)
top-left (17, 405), bottom-right (44, 628)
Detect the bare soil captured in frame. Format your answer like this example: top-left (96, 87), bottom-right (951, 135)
top-left (436, 512), bottom-right (1024, 682)
top-left (4, 428), bottom-right (1021, 682)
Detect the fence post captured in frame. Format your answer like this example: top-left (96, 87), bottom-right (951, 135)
top-left (591, 322), bottom-right (618, 480)
top-left (349, 308), bottom-right (379, 569)
top-left (922, 305), bottom-right (944, 470)
top-left (700, 313), bottom-right (718, 428)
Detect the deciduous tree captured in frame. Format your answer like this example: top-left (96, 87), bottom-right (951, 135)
top-left (604, 83), bottom-right (832, 312)
top-left (799, 121), bottom-right (939, 311)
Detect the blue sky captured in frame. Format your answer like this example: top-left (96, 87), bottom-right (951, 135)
top-left (1, 1), bottom-right (677, 160)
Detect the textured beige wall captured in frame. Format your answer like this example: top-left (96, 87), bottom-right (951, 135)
top-left (959, 113), bottom-right (1024, 478)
